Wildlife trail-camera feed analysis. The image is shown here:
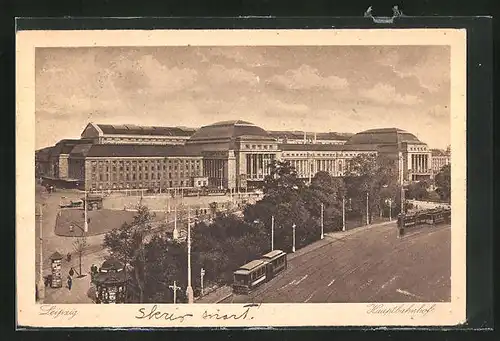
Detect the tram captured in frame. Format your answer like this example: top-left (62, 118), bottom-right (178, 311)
top-left (232, 250), bottom-right (287, 294)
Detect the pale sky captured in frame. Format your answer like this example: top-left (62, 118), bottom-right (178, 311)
top-left (35, 45), bottom-right (450, 149)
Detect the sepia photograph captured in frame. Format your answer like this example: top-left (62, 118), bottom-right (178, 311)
top-left (16, 28), bottom-right (467, 328)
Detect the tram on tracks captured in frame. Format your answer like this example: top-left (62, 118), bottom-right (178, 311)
top-left (398, 207), bottom-right (451, 229)
top-left (232, 250), bottom-right (287, 294)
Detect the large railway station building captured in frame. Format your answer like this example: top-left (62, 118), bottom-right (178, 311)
top-left (36, 120), bottom-right (437, 192)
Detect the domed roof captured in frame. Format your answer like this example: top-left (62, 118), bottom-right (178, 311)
top-left (188, 120), bottom-right (272, 142)
top-left (345, 128), bottom-right (423, 146)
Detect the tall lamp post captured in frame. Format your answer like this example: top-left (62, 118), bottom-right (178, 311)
top-left (200, 268), bottom-right (205, 297)
top-left (84, 190), bottom-right (89, 233)
top-left (399, 153), bottom-right (406, 214)
top-left (342, 197), bottom-right (346, 232)
top-left (186, 208), bottom-right (194, 304)
top-left (271, 215), bottom-right (275, 251)
top-left (292, 224), bottom-right (296, 253)
top-left (36, 204), bottom-right (45, 301)
top-left (366, 192), bottom-right (369, 225)
top-left (320, 203), bottom-right (324, 240)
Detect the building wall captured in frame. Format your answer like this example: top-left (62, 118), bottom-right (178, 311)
top-left (58, 154), bottom-right (70, 179)
top-left (403, 144), bottom-right (432, 182)
top-left (431, 155), bottom-right (450, 173)
top-left (280, 150), bottom-right (376, 179)
top-left (68, 157), bottom-right (86, 181)
top-left (83, 156), bottom-right (203, 191)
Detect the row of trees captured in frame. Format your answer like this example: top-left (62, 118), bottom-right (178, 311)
top-left (103, 154), bottom-right (409, 303)
top-left (404, 164), bottom-right (451, 202)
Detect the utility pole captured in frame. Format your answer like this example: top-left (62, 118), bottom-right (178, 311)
top-left (399, 153), bottom-right (405, 215)
top-left (200, 268), bottom-right (205, 296)
top-left (37, 204), bottom-right (45, 301)
top-left (342, 197), bottom-right (346, 232)
top-left (308, 154), bottom-right (312, 184)
top-left (186, 208), bottom-right (194, 304)
top-left (366, 191), bottom-right (369, 225)
top-left (292, 224), bottom-right (296, 253)
top-left (84, 190), bottom-right (88, 233)
top-left (320, 203), bottom-right (324, 240)
top-left (271, 215), bottom-right (275, 251)
top-left (389, 199), bottom-right (392, 221)
top-left (169, 281), bottom-right (181, 304)
top-left (173, 205), bottom-right (179, 240)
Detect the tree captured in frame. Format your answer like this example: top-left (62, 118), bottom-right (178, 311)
top-left (406, 180), bottom-right (431, 200)
top-left (262, 160), bottom-right (305, 196)
top-left (303, 171), bottom-right (346, 232)
top-left (191, 213), bottom-right (269, 285)
top-left (72, 235), bottom-right (88, 278)
top-left (103, 205), bottom-right (155, 303)
top-left (344, 154), bottom-right (399, 223)
top-left (434, 164), bottom-right (451, 202)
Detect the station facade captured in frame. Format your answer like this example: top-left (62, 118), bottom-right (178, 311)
top-left (36, 120), bottom-right (434, 191)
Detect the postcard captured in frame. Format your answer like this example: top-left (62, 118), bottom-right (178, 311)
top-left (16, 27), bottom-right (466, 328)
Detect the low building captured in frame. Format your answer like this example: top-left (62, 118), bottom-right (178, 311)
top-left (280, 143), bottom-right (376, 179)
top-left (431, 149), bottom-right (451, 174)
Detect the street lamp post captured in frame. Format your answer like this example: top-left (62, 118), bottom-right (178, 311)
top-left (366, 192), bottom-right (369, 225)
top-left (37, 204), bottom-right (45, 301)
top-left (292, 224), bottom-right (296, 253)
top-left (342, 197), bottom-right (346, 232)
top-left (271, 215), bottom-right (275, 251)
top-left (200, 268), bottom-right (205, 297)
top-left (173, 205), bottom-right (179, 241)
top-left (84, 190), bottom-right (89, 233)
top-left (186, 208), bottom-right (194, 304)
top-left (169, 281), bottom-right (181, 304)
top-left (320, 203), bottom-right (324, 240)
top-left (389, 199), bottom-right (393, 221)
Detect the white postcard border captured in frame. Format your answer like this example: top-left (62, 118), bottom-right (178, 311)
top-left (16, 28), bottom-right (467, 328)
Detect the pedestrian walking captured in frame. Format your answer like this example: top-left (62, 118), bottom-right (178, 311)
top-left (67, 275), bottom-right (73, 291)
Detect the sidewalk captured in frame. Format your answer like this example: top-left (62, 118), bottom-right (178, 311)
top-left (42, 248), bottom-right (108, 304)
top-left (195, 285), bottom-right (233, 304)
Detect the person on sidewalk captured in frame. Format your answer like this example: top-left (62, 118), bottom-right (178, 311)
top-left (67, 275), bottom-right (73, 291)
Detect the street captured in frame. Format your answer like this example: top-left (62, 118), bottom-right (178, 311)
top-left (222, 222), bottom-right (451, 303)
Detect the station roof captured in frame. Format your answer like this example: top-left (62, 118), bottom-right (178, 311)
top-left (188, 120), bottom-right (274, 142)
top-left (345, 128), bottom-right (425, 146)
top-left (268, 131), bottom-right (352, 141)
top-left (96, 124), bottom-right (195, 137)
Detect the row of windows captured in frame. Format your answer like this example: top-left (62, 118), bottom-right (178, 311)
top-left (92, 164), bottom-right (200, 173)
top-left (92, 171), bottom-right (199, 181)
top-left (90, 159), bottom-right (201, 166)
top-left (101, 137), bottom-right (188, 143)
top-left (89, 180), bottom-right (190, 189)
top-left (283, 152), bottom-right (374, 157)
top-left (250, 266), bottom-right (266, 281)
top-left (243, 144), bottom-right (277, 150)
top-left (409, 146), bottom-right (427, 151)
